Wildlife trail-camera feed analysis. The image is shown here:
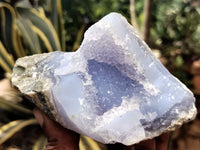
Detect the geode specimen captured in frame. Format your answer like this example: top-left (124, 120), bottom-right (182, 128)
top-left (12, 12), bottom-right (197, 145)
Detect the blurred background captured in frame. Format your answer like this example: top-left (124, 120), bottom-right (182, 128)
top-left (0, 0), bottom-right (200, 149)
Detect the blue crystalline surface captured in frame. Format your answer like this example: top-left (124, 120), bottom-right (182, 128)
top-left (87, 59), bottom-right (144, 115)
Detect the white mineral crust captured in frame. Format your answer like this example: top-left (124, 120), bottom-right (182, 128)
top-left (12, 12), bottom-right (197, 145)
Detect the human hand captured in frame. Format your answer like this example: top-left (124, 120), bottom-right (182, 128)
top-left (33, 108), bottom-right (80, 150)
top-left (134, 132), bottom-right (170, 150)
top-left (34, 107), bottom-right (169, 150)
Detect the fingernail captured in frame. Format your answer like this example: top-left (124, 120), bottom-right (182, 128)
top-left (33, 108), bottom-right (44, 127)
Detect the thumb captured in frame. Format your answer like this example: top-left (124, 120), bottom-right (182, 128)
top-left (33, 107), bottom-right (80, 150)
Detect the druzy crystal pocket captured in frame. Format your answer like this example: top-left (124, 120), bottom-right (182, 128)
top-left (12, 13), bottom-right (197, 145)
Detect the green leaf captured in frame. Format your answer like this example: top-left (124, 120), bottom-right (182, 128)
top-left (50, 0), bottom-right (58, 30)
top-left (32, 134), bottom-right (46, 150)
top-left (72, 23), bottom-right (87, 51)
top-left (0, 41), bottom-right (14, 73)
top-left (0, 119), bottom-right (38, 144)
top-left (0, 96), bottom-right (32, 115)
top-left (14, 0), bottom-right (32, 9)
top-left (80, 135), bottom-right (103, 150)
top-left (16, 5), bottom-right (61, 52)
top-left (31, 25), bottom-right (54, 52)
top-left (0, 2), bottom-right (25, 59)
top-left (16, 18), bottom-right (41, 54)
top-left (50, 0), bottom-right (65, 51)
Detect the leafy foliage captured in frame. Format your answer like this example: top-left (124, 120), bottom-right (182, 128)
top-left (0, 0), bottom-right (64, 73)
top-left (0, 0), bottom-right (64, 149)
top-left (150, 0), bottom-right (200, 86)
top-left (62, 0), bottom-right (131, 51)
top-left (152, 0), bottom-right (200, 52)
top-left (0, 90), bottom-right (44, 149)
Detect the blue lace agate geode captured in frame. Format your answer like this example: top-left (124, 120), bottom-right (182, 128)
top-left (12, 12), bottom-right (197, 145)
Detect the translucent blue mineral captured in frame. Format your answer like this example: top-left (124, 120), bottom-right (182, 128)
top-left (12, 12), bottom-right (197, 145)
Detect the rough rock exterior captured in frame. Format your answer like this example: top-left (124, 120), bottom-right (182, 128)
top-left (12, 13), bottom-right (197, 145)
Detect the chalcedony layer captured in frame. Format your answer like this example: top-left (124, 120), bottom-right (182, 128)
top-left (12, 13), bottom-right (197, 145)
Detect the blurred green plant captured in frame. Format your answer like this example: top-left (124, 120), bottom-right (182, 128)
top-left (0, 0), bottom-right (65, 73)
top-left (62, 0), bottom-right (131, 51)
top-left (0, 90), bottom-right (47, 149)
top-left (151, 0), bottom-right (200, 53)
top-left (150, 0), bottom-right (200, 86)
top-left (0, 0), bottom-right (64, 149)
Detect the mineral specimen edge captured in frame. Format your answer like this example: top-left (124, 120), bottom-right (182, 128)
top-left (11, 12), bottom-right (197, 145)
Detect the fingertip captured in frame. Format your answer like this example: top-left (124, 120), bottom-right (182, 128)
top-left (134, 139), bottom-right (155, 150)
top-left (155, 132), bottom-right (170, 150)
top-left (33, 107), bottom-right (44, 127)
top-left (33, 107), bottom-right (80, 150)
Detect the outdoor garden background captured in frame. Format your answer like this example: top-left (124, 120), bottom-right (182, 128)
top-left (0, 0), bottom-right (200, 150)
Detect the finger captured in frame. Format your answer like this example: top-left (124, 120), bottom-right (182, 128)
top-left (134, 139), bottom-right (156, 150)
top-left (33, 107), bottom-right (80, 150)
top-left (33, 107), bottom-right (44, 126)
top-left (155, 133), bottom-right (170, 150)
